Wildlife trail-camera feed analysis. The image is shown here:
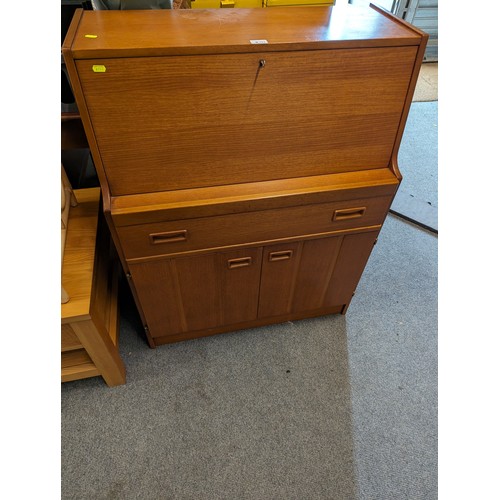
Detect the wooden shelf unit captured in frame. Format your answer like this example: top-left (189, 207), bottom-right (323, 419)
top-left (61, 187), bottom-right (125, 386)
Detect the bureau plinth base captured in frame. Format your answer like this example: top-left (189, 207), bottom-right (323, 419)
top-left (150, 305), bottom-right (345, 346)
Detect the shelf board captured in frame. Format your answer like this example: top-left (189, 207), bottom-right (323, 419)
top-left (61, 324), bottom-right (83, 352)
top-left (61, 349), bottom-right (99, 382)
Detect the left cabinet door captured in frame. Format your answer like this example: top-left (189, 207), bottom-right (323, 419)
top-left (128, 247), bottom-right (263, 340)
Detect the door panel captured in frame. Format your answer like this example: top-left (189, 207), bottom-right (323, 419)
top-left (128, 247), bottom-right (262, 338)
top-left (218, 247), bottom-right (263, 325)
top-left (77, 46), bottom-right (416, 195)
top-left (173, 254), bottom-right (220, 333)
top-left (258, 242), bottom-right (301, 318)
top-left (290, 236), bottom-right (343, 312)
top-left (128, 259), bottom-right (186, 338)
top-left (323, 232), bottom-right (378, 306)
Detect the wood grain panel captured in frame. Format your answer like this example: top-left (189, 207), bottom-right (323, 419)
top-left (174, 254), bottom-right (221, 333)
top-left (324, 231), bottom-right (378, 306)
top-left (128, 259), bottom-right (186, 338)
top-left (110, 168), bottom-right (399, 227)
top-left (68, 7), bottom-right (422, 60)
top-left (90, 210), bottom-right (115, 340)
top-left (291, 236), bottom-right (343, 312)
top-left (71, 319), bottom-right (126, 387)
top-left (77, 47), bottom-right (416, 195)
top-left (258, 242), bottom-right (301, 318)
top-left (219, 247), bottom-right (263, 326)
top-left (61, 348), bottom-right (93, 368)
top-left (117, 195), bottom-right (390, 260)
top-left (61, 349), bottom-right (99, 382)
top-left (130, 248), bottom-right (263, 338)
top-left (61, 188), bottom-right (101, 323)
top-left (61, 323), bottom-right (82, 352)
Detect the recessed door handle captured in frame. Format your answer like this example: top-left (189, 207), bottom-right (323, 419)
top-left (227, 257), bottom-right (252, 269)
top-left (269, 250), bottom-right (293, 262)
top-left (332, 207), bottom-right (366, 221)
top-left (149, 230), bottom-right (188, 245)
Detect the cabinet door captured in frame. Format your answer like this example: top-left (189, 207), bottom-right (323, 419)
top-left (258, 242), bottom-right (301, 318)
top-left (218, 248), bottom-right (263, 326)
top-left (258, 232), bottom-right (378, 318)
top-left (322, 232), bottom-right (378, 306)
top-left (258, 238), bottom-right (343, 317)
top-left (128, 247), bottom-right (262, 339)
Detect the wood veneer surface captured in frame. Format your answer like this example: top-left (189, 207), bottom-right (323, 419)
top-left (67, 6), bottom-right (422, 59)
top-left (110, 168), bottom-right (399, 225)
top-left (61, 188), bottom-right (101, 323)
top-left (77, 46), bottom-right (415, 196)
top-left (117, 195), bottom-right (391, 259)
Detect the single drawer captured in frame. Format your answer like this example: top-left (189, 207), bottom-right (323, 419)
top-left (117, 195), bottom-right (392, 260)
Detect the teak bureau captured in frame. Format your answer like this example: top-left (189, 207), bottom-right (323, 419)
top-left (63, 4), bottom-right (427, 347)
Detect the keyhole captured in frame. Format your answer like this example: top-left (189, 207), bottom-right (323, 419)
top-left (259, 59), bottom-right (266, 69)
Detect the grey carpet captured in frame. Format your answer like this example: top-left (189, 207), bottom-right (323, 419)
top-left (391, 101), bottom-right (438, 232)
top-left (61, 213), bottom-right (437, 500)
top-left (398, 101), bottom-right (438, 208)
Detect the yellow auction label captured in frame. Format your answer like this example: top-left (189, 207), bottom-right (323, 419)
top-left (85, 34), bottom-right (98, 38)
top-left (92, 65), bottom-right (107, 73)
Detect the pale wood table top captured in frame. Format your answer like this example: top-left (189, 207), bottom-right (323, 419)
top-left (61, 187), bottom-right (101, 324)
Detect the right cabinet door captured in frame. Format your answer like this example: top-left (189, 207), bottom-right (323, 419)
top-left (258, 231), bottom-right (379, 318)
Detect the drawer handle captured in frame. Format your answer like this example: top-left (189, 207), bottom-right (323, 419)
top-left (227, 257), bottom-right (252, 269)
top-left (332, 207), bottom-right (366, 221)
top-left (269, 250), bottom-right (293, 262)
top-left (149, 230), bottom-right (188, 245)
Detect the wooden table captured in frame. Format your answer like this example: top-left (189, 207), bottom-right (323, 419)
top-left (61, 187), bottom-right (126, 386)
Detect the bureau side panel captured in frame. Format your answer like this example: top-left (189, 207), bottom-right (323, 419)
top-left (76, 47), bottom-right (417, 196)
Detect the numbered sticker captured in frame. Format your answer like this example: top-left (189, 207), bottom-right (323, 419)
top-left (250, 39), bottom-right (269, 44)
top-left (92, 65), bottom-right (107, 73)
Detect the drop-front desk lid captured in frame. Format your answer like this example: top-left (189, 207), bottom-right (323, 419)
top-left (64, 4), bottom-right (424, 59)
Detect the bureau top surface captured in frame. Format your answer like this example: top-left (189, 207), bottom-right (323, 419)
top-left (65, 4), bottom-right (423, 58)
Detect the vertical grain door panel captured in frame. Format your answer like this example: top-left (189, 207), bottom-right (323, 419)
top-left (77, 46), bottom-right (417, 195)
top-left (172, 254), bottom-right (220, 333)
top-left (128, 259), bottom-right (186, 338)
top-left (128, 247), bottom-right (262, 338)
top-left (218, 247), bottom-right (263, 326)
top-left (323, 231), bottom-right (379, 306)
top-left (258, 232), bottom-right (379, 319)
top-left (290, 236), bottom-right (344, 312)
top-left (258, 242), bottom-right (301, 318)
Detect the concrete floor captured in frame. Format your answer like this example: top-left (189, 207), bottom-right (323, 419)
top-left (414, 63), bottom-right (438, 102)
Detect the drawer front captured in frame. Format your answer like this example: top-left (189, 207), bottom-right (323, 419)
top-left (77, 46), bottom-right (416, 196)
top-left (117, 195), bottom-right (392, 260)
